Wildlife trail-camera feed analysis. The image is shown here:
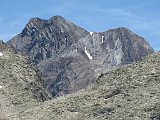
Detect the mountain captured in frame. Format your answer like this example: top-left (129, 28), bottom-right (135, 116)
top-left (0, 40), bottom-right (14, 52)
top-left (7, 16), bottom-right (154, 97)
top-left (3, 52), bottom-right (160, 120)
top-left (8, 16), bottom-right (88, 60)
top-left (0, 41), bottom-right (51, 120)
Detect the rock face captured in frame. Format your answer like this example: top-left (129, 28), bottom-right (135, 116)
top-left (7, 16), bottom-right (154, 97)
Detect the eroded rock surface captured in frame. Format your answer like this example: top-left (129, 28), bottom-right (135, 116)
top-left (8, 16), bottom-right (154, 97)
top-left (0, 41), bottom-right (50, 120)
top-left (5, 52), bottom-right (160, 120)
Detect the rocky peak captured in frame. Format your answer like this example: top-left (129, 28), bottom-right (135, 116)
top-left (8, 16), bottom-right (89, 63)
top-left (0, 40), bottom-right (6, 51)
top-left (49, 15), bottom-right (66, 22)
top-left (106, 27), bottom-right (150, 45)
top-left (0, 40), bottom-right (14, 52)
top-left (21, 17), bottom-right (48, 37)
top-left (113, 27), bottom-right (132, 32)
top-left (7, 16), bottom-right (154, 97)
top-left (47, 15), bottom-right (88, 38)
top-left (0, 40), bottom-right (4, 44)
top-left (101, 27), bottom-right (154, 64)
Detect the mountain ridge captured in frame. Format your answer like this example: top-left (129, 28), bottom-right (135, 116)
top-left (0, 15), bottom-right (159, 120)
top-left (7, 15), bottom-right (154, 97)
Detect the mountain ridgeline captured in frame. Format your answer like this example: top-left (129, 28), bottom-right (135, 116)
top-left (7, 16), bottom-right (154, 97)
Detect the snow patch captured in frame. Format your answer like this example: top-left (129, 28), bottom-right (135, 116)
top-left (73, 48), bottom-right (78, 53)
top-left (85, 47), bottom-right (93, 60)
top-left (0, 86), bottom-right (2, 89)
top-left (0, 52), bottom-right (3, 56)
top-left (114, 38), bottom-right (123, 65)
top-left (90, 32), bottom-right (93, 36)
top-left (101, 36), bottom-right (104, 43)
top-left (60, 26), bottom-right (64, 33)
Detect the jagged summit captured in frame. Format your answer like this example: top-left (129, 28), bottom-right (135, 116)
top-left (28, 17), bottom-right (46, 22)
top-left (49, 15), bottom-right (66, 21)
top-left (101, 27), bottom-right (154, 64)
top-left (28, 15), bottom-right (68, 24)
top-left (27, 15), bottom-right (70, 27)
top-left (22, 15), bottom-right (78, 38)
top-left (104, 27), bottom-right (141, 38)
top-left (111, 27), bottom-right (131, 31)
top-left (7, 15), bottom-right (154, 97)
top-left (0, 40), bottom-right (4, 44)
top-left (106, 27), bottom-right (141, 37)
top-left (0, 40), bottom-right (14, 52)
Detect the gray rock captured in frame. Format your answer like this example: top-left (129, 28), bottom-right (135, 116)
top-left (7, 16), bottom-right (154, 97)
top-left (0, 43), bottom-right (51, 119)
top-left (5, 52), bottom-right (160, 120)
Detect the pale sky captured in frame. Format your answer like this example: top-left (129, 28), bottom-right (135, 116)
top-left (0, 0), bottom-right (160, 51)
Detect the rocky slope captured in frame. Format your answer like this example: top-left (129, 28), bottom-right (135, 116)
top-left (7, 16), bottom-right (154, 97)
top-left (4, 52), bottom-right (160, 120)
top-left (0, 40), bottom-right (14, 52)
top-left (0, 41), bottom-right (51, 120)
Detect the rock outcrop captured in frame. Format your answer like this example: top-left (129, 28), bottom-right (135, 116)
top-left (7, 16), bottom-right (154, 97)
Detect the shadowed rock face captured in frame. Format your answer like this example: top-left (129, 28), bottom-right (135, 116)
top-left (8, 16), bottom-right (88, 63)
top-left (7, 16), bottom-right (154, 97)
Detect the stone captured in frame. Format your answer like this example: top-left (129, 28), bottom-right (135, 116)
top-left (7, 16), bottom-right (154, 97)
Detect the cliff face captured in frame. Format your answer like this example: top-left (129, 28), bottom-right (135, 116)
top-left (7, 16), bottom-right (154, 97)
top-left (8, 16), bottom-right (88, 63)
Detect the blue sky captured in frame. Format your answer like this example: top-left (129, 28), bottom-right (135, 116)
top-left (0, 0), bottom-right (160, 51)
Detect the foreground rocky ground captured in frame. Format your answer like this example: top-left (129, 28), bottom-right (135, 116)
top-left (0, 46), bottom-right (159, 119)
top-left (0, 47), bottom-right (50, 120)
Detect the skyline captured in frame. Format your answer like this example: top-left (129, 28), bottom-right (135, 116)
top-left (0, 0), bottom-right (160, 51)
